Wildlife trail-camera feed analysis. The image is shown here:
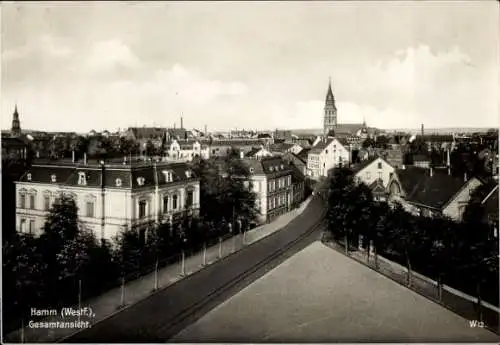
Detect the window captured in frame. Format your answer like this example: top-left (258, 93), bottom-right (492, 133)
top-left (20, 193), bottom-right (26, 208)
top-left (325, 150), bottom-right (328, 154)
top-left (377, 162), bottom-right (383, 169)
top-left (51, 174), bottom-right (57, 183)
top-left (29, 220), bottom-right (35, 234)
top-left (78, 172), bottom-right (87, 186)
top-left (20, 218), bottom-right (26, 232)
top-left (85, 201), bottom-right (94, 218)
top-left (137, 177), bottom-right (146, 186)
top-left (116, 178), bottom-right (122, 187)
top-left (186, 190), bottom-right (194, 207)
top-left (172, 194), bottom-right (178, 210)
top-left (163, 195), bottom-right (169, 213)
top-left (139, 200), bottom-right (147, 218)
top-left (29, 194), bottom-right (35, 209)
top-left (44, 195), bottom-right (50, 210)
top-left (378, 171), bottom-right (383, 180)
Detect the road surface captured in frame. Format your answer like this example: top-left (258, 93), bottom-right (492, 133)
top-left (65, 195), bottom-right (326, 343)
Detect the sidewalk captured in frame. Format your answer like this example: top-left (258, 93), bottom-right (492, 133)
top-left (6, 196), bottom-right (313, 343)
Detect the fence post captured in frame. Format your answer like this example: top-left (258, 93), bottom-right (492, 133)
top-left (181, 250), bottom-right (186, 276)
top-left (242, 230), bottom-right (247, 245)
top-left (202, 243), bottom-right (207, 266)
top-left (20, 319), bottom-right (24, 343)
top-left (120, 277), bottom-right (125, 307)
top-left (78, 279), bottom-right (82, 322)
top-left (218, 237), bottom-right (222, 258)
top-left (154, 259), bottom-right (159, 291)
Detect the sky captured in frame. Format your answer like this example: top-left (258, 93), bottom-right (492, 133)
top-left (1, 1), bottom-right (499, 132)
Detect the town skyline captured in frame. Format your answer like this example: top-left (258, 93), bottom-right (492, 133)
top-left (2, 1), bottom-right (499, 132)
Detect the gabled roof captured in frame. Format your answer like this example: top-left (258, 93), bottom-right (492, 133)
top-left (310, 138), bottom-right (334, 154)
top-left (269, 142), bottom-right (296, 152)
top-left (297, 148), bottom-right (311, 160)
top-left (242, 157), bottom-right (292, 176)
top-left (351, 156), bottom-right (387, 174)
top-left (369, 178), bottom-right (386, 193)
top-left (245, 147), bottom-right (266, 157)
top-left (395, 167), bottom-right (473, 209)
top-left (281, 151), bottom-right (307, 165)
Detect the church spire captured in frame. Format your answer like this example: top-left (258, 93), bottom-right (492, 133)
top-left (11, 104), bottom-right (21, 137)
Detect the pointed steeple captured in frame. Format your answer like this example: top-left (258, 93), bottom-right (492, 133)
top-left (11, 104), bottom-right (21, 137)
top-left (326, 77), bottom-right (334, 102)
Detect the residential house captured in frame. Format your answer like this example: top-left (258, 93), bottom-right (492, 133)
top-left (209, 139), bottom-right (265, 158)
top-left (306, 137), bottom-right (350, 179)
top-left (413, 153), bottom-right (431, 168)
top-left (166, 139), bottom-right (210, 161)
top-left (281, 152), bottom-right (307, 175)
top-left (387, 166), bottom-right (483, 221)
top-left (269, 142), bottom-right (303, 156)
top-left (243, 157), bottom-right (293, 224)
top-left (289, 162), bottom-right (306, 208)
top-left (15, 159), bottom-right (200, 240)
top-left (2, 137), bottom-right (28, 162)
top-left (352, 156), bottom-right (395, 189)
top-left (481, 184), bottom-right (499, 238)
top-left (245, 146), bottom-right (273, 159)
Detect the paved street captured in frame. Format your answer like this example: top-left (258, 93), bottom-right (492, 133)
top-left (65, 195), bottom-right (326, 342)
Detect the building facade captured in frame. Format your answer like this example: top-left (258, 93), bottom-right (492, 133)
top-left (353, 156), bottom-right (395, 189)
top-left (306, 138), bottom-right (350, 179)
top-left (166, 139), bottom-right (210, 161)
top-left (15, 160), bottom-right (200, 241)
top-left (243, 157), bottom-right (294, 224)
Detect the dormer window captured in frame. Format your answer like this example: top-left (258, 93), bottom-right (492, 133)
top-left (51, 174), bottom-right (57, 183)
top-left (185, 170), bottom-right (192, 178)
top-left (26, 173), bottom-right (32, 181)
top-left (269, 166), bottom-right (274, 172)
top-left (78, 172), bottom-right (87, 186)
top-left (249, 167), bottom-right (254, 173)
top-left (115, 178), bottom-right (122, 187)
top-left (280, 164), bottom-right (284, 170)
top-left (162, 170), bottom-right (173, 182)
top-left (137, 177), bottom-right (145, 186)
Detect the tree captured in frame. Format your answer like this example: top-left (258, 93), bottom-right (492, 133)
top-left (113, 227), bottom-right (144, 278)
top-left (386, 203), bottom-right (420, 286)
top-left (3, 233), bottom-right (46, 331)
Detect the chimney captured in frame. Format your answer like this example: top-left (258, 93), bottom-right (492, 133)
top-left (180, 115), bottom-right (184, 129)
top-left (84, 152), bottom-right (87, 165)
top-left (72, 150), bottom-right (75, 163)
top-left (421, 123), bottom-right (424, 136)
top-left (204, 124), bottom-right (207, 136)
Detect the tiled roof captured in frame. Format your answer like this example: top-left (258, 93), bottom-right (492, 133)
top-left (1, 137), bottom-right (28, 148)
top-left (242, 157), bottom-right (292, 176)
top-left (482, 185), bottom-right (499, 218)
top-left (129, 127), bottom-right (166, 139)
top-left (18, 161), bottom-right (196, 189)
top-left (210, 139), bottom-right (263, 147)
top-left (395, 167), bottom-right (469, 209)
top-left (289, 162), bottom-right (305, 183)
top-left (310, 138), bottom-right (334, 154)
top-left (281, 151), bottom-right (306, 165)
top-left (352, 156), bottom-right (383, 174)
top-left (297, 148), bottom-right (311, 160)
top-left (269, 143), bottom-right (295, 152)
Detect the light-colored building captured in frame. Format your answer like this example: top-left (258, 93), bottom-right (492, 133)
top-left (166, 139), bottom-right (210, 161)
top-left (15, 159), bottom-right (200, 241)
top-left (243, 157), bottom-right (294, 224)
top-left (269, 143), bottom-right (303, 156)
top-left (387, 166), bottom-right (482, 221)
top-left (306, 137), bottom-right (350, 179)
top-left (209, 139), bottom-right (265, 158)
top-left (245, 146), bottom-right (273, 159)
top-left (352, 156), bottom-right (395, 189)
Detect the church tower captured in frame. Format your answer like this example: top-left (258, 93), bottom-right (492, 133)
top-left (11, 104), bottom-right (21, 137)
top-left (323, 78), bottom-right (337, 138)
